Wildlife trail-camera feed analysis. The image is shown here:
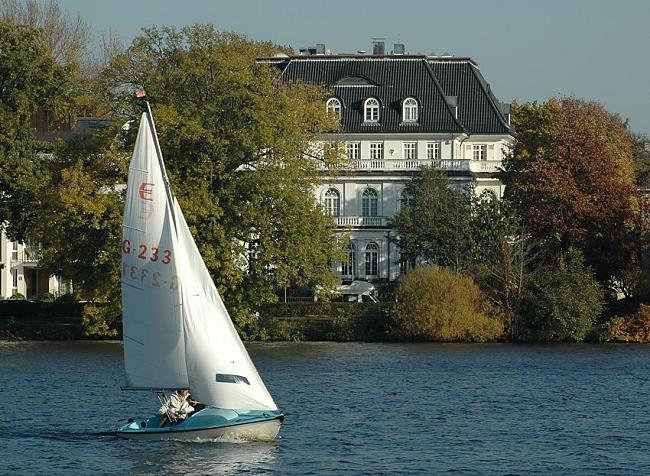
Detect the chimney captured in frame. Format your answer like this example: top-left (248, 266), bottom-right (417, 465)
top-left (372, 38), bottom-right (386, 55)
top-left (393, 43), bottom-right (405, 55)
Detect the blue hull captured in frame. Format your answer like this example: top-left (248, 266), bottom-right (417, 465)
top-left (116, 407), bottom-right (284, 441)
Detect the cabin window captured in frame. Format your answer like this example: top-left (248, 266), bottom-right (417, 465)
top-left (216, 374), bottom-right (250, 385)
top-left (364, 98), bottom-right (380, 122)
top-left (403, 97), bottom-right (418, 122)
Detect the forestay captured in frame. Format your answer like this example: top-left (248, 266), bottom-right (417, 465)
top-left (121, 114), bottom-right (188, 389)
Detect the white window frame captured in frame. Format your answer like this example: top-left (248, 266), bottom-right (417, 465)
top-left (426, 142), bottom-right (441, 160)
top-left (326, 97), bottom-right (342, 120)
top-left (346, 142), bottom-right (360, 160)
top-left (399, 190), bottom-right (412, 212)
top-left (369, 142), bottom-right (383, 160)
top-left (342, 242), bottom-right (356, 277)
top-left (402, 97), bottom-right (418, 122)
top-left (362, 188), bottom-right (379, 217)
top-left (399, 253), bottom-right (416, 275)
top-left (323, 188), bottom-right (341, 217)
top-left (403, 142), bottom-right (417, 160)
top-left (364, 98), bottom-right (380, 122)
top-left (365, 243), bottom-right (379, 276)
top-left (473, 144), bottom-right (487, 161)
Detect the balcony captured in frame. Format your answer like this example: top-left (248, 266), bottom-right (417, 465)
top-left (335, 216), bottom-right (389, 227)
top-left (321, 159), bottom-right (502, 173)
top-left (11, 249), bottom-right (42, 267)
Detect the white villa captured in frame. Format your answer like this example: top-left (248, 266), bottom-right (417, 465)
top-left (263, 41), bottom-right (515, 283)
top-left (0, 232), bottom-right (68, 299)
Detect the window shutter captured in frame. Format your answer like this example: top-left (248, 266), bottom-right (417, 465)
top-left (465, 144), bottom-right (472, 159)
top-left (488, 144), bottom-right (495, 160)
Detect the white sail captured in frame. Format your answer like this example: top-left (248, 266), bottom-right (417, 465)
top-left (173, 199), bottom-right (278, 411)
top-left (121, 114), bottom-right (188, 389)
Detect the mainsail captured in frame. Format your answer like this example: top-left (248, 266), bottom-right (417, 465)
top-left (122, 113), bottom-right (188, 389)
top-left (122, 111), bottom-right (277, 411)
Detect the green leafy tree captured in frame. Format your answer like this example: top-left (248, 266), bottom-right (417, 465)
top-left (518, 249), bottom-right (604, 342)
top-left (0, 20), bottom-right (69, 241)
top-left (34, 25), bottom-right (342, 331)
top-left (392, 169), bottom-right (517, 271)
top-left (391, 168), bottom-right (473, 272)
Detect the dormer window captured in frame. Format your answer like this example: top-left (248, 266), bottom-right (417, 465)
top-left (326, 98), bottom-right (342, 120)
top-left (364, 98), bottom-right (380, 122)
top-left (403, 97), bottom-right (418, 122)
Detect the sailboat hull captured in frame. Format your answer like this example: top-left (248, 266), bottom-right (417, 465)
top-left (116, 407), bottom-right (283, 442)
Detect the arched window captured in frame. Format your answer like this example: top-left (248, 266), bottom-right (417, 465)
top-left (364, 98), bottom-right (380, 122)
top-left (362, 188), bottom-right (378, 217)
top-left (403, 97), bottom-right (418, 122)
top-left (323, 188), bottom-right (340, 216)
top-left (342, 242), bottom-right (355, 277)
top-left (399, 190), bottom-right (412, 211)
top-left (326, 98), bottom-right (342, 120)
top-left (365, 242), bottom-right (379, 276)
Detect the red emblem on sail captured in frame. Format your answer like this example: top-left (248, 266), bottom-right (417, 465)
top-left (139, 182), bottom-right (155, 201)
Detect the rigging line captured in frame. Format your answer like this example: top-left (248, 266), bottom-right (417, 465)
top-left (144, 101), bottom-right (178, 234)
top-left (123, 334), bottom-right (146, 346)
top-left (121, 281), bottom-right (145, 291)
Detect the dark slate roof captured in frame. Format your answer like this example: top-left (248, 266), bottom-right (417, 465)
top-left (261, 55), bottom-right (513, 135)
top-left (427, 60), bottom-right (512, 134)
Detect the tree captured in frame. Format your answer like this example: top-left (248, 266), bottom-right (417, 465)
top-left (0, 20), bottom-right (69, 241)
top-left (391, 168), bottom-right (517, 272)
top-left (0, 0), bottom-right (89, 66)
top-left (390, 266), bottom-right (503, 342)
top-left (503, 97), bottom-right (639, 285)
top-left (34, 25), bottom-right (342, 330)
top-left (391, 168), bottom-right (473, 272)
top-left (518, 249), bottom-right (604, 342)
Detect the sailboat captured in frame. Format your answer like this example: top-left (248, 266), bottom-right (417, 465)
top-left (116, 94), bottom-right (283, 441)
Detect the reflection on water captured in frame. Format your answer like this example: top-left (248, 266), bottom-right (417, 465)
top-left (119, 440), bottom-right (278, 475)
top-left (1, 341), bottom-right (650, 474)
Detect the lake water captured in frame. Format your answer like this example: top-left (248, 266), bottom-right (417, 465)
top-left (1, 341), bottom-right (650, 475)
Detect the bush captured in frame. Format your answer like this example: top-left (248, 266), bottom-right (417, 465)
top-left (10, 293), bottom-right (25, 300)
top-left (390, 266), bottom-right (504, 342)
top-left (38, 292), bottom-right (55, 302)
top-left (598, 304), bottom-right (650, 342)
top-left (81, 302), bottom-right (120, 337)
top-left (518, 250), bottom-right (604, 342)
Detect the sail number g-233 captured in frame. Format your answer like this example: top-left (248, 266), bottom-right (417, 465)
top-left (121, 240), bottom-right (172, 264)
top-left (121, 240), bottom-right (178, 290)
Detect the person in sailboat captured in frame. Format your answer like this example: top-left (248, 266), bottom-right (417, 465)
top-left (157, 388), bottom-right (195, 427)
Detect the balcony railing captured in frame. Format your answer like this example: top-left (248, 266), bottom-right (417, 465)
top-left (321, 159), bottom-right (502, 172)
top-left (11, 250), bottom-right (42, 265)
top-left (336, 216), bottom-right (389, 227)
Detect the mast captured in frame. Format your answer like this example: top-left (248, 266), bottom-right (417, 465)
top-left (137, 90), bottom-right (178, 231)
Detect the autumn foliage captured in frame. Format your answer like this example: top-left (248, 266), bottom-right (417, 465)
top-left (390, 266), bottom-right (504, 342)
top-left (504, 97), bottom-right (638, 282)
